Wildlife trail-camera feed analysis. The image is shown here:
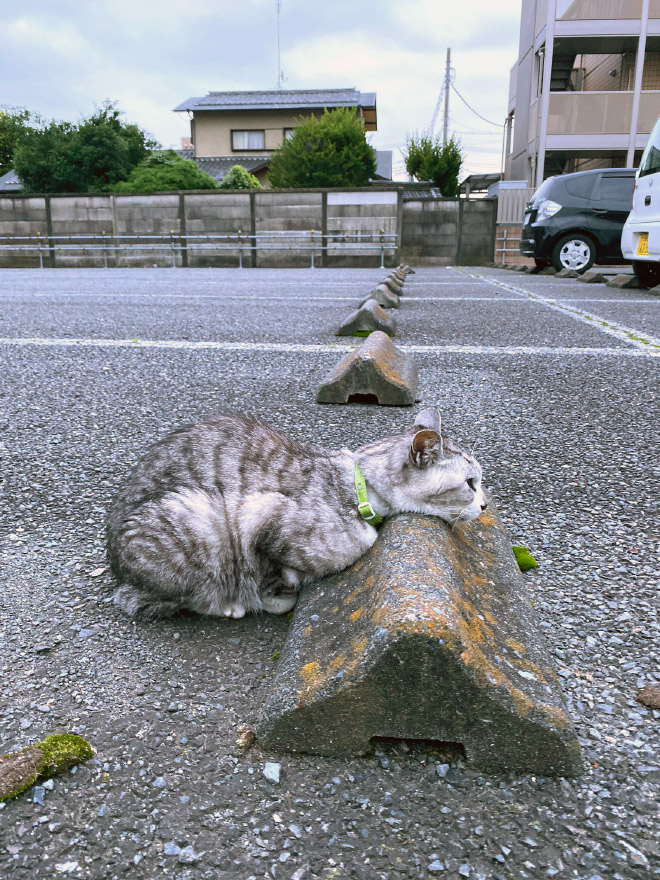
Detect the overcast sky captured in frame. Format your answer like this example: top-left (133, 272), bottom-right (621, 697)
top-left (2, 0), bottom-right (522, 180)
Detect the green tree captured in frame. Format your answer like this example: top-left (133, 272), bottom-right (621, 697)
top-left (404, 133), bottom-right (463, 197)
top-left (268, 107), bottom-right (377, 188)
top-left (0, 106), bottom-right (35, 176)
top-left (218, 165), bottom-right (262, 189)
top-left (13, 102), bottom-right (156, 193)
top-left (111, 150), bottom-right (218, 193)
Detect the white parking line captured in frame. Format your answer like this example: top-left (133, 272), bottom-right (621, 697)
top-left (0, 337), bottom-right (656, 357)
top-left (454, 269), bottom-right (660, 351)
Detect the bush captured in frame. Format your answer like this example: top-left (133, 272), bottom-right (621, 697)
top-left (219, 165), bottom-right (262, 189)
top-left (268, 107), bottom-right (377, 188)
top-left (404, 134), bottom-right (463, 197)
top-left (0, 106), bottom-right (34, 176)
top-left (111, 150), bottom-right (218, 193)
top-left (13, 103), bottom-right (156, 193)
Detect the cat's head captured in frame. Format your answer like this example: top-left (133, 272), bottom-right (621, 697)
top-left (362, 407), bottom-right (487, 525)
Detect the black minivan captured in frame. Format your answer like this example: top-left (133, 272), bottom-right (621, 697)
top-left (520, 168), bottom-right (636, 272)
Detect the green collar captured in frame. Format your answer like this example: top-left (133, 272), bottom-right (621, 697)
top-left (354, 462), bottom-right (384, 527)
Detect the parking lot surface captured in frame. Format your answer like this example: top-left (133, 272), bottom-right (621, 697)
top-left (1, 266), bottom-right (658, 879)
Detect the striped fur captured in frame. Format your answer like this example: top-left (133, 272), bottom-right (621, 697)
top-left (105, 409), bottom-right (485, 619)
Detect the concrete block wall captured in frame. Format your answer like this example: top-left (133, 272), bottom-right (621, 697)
top-left (0, 189), bottom-right (496, 268)
top-left (326, 191), bottom-right (398, 266)
top-left (400, 198), bottom-right (496, 266)
top-left (0, 196), bottom-right (48, 268)
top-left (254, 191), bottom-right (323, 267)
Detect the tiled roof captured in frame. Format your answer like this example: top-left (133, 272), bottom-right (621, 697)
top-left (189, 156), bottom-right (271, 182)
top-left (0, 168), bottom-right (22, 192)
top-left (174, 88), bottom-right (375, 113)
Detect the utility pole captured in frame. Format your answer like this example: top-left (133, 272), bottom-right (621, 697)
top-left (442, 48), bottom-right (451, 146)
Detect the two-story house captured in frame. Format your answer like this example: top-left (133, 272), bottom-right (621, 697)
top-left (173, 87), bottom-right (392, 186)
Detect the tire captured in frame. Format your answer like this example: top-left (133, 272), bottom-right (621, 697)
top-left (534, 258), bottom-right (549, 270)
top-left (633, 260), bottom-right (660, 289)
top-left (551, 234), bottom-right (596, 273)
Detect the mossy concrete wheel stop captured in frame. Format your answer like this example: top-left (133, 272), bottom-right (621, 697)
top-left (316, 331), bottom-right (417, 405)
top-left (335, 299), bottom-right (397, 338)
top-left (258, 503), bottom-right (582, 776)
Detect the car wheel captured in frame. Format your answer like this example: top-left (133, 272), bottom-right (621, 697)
top-left (534, 258), bottom-right (549, 270)
top-left (551, 234), bottom-right (596, 273)
top-left (633, 260), bottom-right (660, 288)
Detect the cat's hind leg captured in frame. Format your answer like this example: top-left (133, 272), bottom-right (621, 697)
top-left (112, 584), bottom-right (183, 620)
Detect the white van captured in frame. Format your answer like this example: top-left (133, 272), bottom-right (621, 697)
top-left (621, 115), bottom-right (660, 286)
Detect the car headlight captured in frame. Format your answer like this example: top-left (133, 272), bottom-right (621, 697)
top-left (536, 199), bottom-right (562, 222)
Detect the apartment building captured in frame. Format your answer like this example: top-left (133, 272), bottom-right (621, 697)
top-left (505, 0), bottom-right (660, 185)
top-left (174, 88), bottom-right (391, 186)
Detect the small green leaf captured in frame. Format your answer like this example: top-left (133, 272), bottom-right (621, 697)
top-left (512, 545), bottom-right (538, 572)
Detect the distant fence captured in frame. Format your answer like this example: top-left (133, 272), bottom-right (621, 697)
top-left (494, 186), bottom-right (536, 266)
top-left (0, 230), bottom-right (397, 269)
top-left (0, 187), bottom-right (496, 268)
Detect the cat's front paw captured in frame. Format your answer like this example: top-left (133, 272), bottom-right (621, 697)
top-left (222, 602), bottom-right (246, 619)
top-left (261, 593), bottom-right (298, 615)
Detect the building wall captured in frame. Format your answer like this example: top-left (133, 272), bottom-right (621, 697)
top-left (506, 0), bottom-right (660, 184)
top-left (193, 110), bottom-right (318, 157)
top-left (0, 190), bottom-right (496, 269)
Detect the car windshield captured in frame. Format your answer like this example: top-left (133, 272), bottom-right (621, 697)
top-left (528, 177), bottom-right (555, 207)
top-left (639, 116), bottom-right (660, 178)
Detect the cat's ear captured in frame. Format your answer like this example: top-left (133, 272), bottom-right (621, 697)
top-left (413, 407), bottom-right (441, 434)
top-left (410, 430), bottom-right (443, 468)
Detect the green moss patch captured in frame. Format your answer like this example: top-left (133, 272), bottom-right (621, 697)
top-left (0, 734), bottom-right (93, 802)
top-left (512, 545), bottom-right (538, 572)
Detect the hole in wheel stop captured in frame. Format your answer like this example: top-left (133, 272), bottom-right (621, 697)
top-left (346, 393), bottom-right (381, 405)
top-left (369, 737), bottom-right (466, 762)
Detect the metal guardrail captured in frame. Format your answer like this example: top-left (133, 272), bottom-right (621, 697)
top-left (0, 229), bottom-right (398, 269)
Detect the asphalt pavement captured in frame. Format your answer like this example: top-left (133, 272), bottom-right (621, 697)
top-left (0, 265), bottom-right (658, 880)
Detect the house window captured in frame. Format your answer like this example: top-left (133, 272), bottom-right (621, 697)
top-left (283, 128), bottom-right (295, 140)
top-left (232, 130), bottom-right (265, 151)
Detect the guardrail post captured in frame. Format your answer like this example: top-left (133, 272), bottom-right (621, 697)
top-left (237, 229), bottom-right (244, 269)
top-left (379, 228), bottom-right (385, 269)
top-left (310, 229), bottom-right (315, 269)
top-left (501, 228), bottom-right (507, 265)
top-left (170, 229), bottom-right (176, 268)
top-left (102, 230), bottom-right (108, 268)
top-left (36, 231), bottom-right (43, 269)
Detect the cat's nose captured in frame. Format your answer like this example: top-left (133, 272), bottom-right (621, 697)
top-left (480, 502), bottom-right (488, 511)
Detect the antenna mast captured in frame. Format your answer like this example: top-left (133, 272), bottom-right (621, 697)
top-left (276, 0), bottom-right (284, 89)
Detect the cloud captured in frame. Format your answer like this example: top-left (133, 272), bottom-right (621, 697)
top-left (1, 0), bottom-right (521, 169)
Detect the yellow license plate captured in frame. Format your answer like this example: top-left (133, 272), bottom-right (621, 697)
top-left (637, 233), bottom-right (649, 256)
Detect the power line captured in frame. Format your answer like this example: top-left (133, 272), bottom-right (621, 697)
top-left (450, 82), bottom-right (503, 128)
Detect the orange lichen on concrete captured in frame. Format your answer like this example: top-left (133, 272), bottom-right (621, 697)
top-left (344, 575), bottom-right (376, 606)
top-left (303, 626), bottom-right (313, 636)
top-left (298, 662), bottom-right (322, 707)
top-left (350, 608), bottom-right (364, 621)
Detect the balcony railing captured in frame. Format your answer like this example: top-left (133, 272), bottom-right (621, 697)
top-left (556, 0), bottom-right (645, 20)
top-left (548, 91), bottom-right (633, 134)
top-left (547, 90), bottom-right (660, 136)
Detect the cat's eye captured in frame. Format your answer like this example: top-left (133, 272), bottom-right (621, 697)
top-left (467, 477), bottom-right (477, 492)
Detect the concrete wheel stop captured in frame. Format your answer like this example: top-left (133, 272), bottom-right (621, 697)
top-left (316, 331), bottom-right (417, 405)
top-left (335, 299), bottom-right (397, 338)
top-left (258, 504), bottom-right (582, 776)
top-left (382, 276), bottom-right (404, 295)
top-left (360, 285), bottom-right (400, 309)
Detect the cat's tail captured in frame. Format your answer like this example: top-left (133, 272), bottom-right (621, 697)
top-left (112, 584), bottom-right (182, 620)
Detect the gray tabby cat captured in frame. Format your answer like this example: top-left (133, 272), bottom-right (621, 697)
top-left (106, 407), bottom-right (486, 620)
